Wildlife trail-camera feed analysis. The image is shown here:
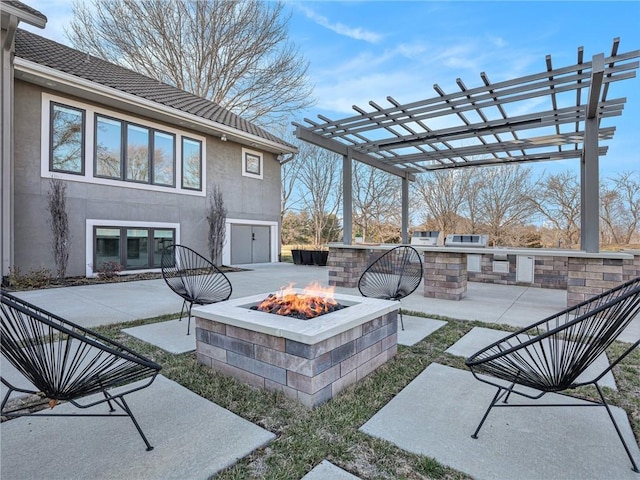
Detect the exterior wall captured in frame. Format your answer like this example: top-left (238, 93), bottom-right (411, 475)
top-left (468, 254), bottom-right (568, 289)
top-left (12, 80), bottom-right (281, 277)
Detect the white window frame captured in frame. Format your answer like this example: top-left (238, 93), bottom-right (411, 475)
top-left (85, 219), bottom-right (181, 277)
top-left (241, 147), bottom-right (263, 180)
top-left (42, 93), bottom-right (206, 196)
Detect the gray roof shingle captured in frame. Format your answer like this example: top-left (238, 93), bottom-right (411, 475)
top-left (14, 28), bottom-right (294, 149)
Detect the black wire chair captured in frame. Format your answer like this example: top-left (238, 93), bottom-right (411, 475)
top-left (161, 244), bottom-right (232, 335)
top-left (466, 276), bottom-right (640, 472)
top-left (358, 245), bottom-right (423, 330)
top-left (0, 291), bottom-right (162, 451)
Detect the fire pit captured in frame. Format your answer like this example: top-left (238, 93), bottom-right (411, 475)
top-left (192, 285), bottom-right (399, 407)
top-left (250, 283), bottom-right (346, 319)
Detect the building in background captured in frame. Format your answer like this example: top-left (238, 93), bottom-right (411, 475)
top-left (1, 1), bottom-right (296, 279)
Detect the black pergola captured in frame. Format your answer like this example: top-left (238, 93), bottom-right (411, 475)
top-left (294, 39), bottom-right (639, 252)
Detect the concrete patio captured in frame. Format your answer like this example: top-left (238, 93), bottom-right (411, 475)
top-left (2, 262), bottom-right (639, 479)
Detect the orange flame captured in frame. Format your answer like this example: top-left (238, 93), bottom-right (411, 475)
top-left (255, 282), bottom-right (338, 318)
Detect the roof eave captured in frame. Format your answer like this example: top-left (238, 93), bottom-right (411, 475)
top-left (1, 3), bottom-right (46, 29)
top-left (14, 57), bottom-right (297, 155)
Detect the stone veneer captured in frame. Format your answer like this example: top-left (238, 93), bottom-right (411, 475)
top-left (567, 257), bottom-right (625, 306)
top-left (327, 247), bottom-right (372, 288)
top-left (193, 292), bottom-right (398, 408)
top-left (468, 254), bottom-right (568, 289)
top-left (422, 251), bottom-right (467, 300)
top-left (326, 244), bottom-right (640, 306)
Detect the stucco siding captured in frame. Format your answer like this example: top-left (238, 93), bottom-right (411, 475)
top-left (12, 80), bottom-right (282, 277)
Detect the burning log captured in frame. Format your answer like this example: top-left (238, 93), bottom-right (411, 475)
top-left (250, 283), bottom-right (346, 320)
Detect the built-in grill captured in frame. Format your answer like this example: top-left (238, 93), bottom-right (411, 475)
top-left (411, 230), bottom-right (440, 246)
top-left (445, 234), bottom-right (488, 247)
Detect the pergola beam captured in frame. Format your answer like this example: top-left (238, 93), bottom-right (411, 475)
top-left (294, 125), bottom-right (417, 179)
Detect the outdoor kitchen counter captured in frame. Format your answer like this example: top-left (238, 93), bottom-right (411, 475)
top-left (325, 243), bottom-right (640, 306)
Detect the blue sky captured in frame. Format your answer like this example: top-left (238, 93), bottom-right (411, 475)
top-left (21, 0), bottom-right (640, 178)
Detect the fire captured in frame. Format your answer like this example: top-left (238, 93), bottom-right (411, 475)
top-left (253, 282), bottom-right (344, 319)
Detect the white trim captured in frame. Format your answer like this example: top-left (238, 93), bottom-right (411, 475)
top-left (241, 148), bottom-right (264, 180)
top-left (85, 219), bottom-right (180, 277)
top-left (3, 5), bottom-right (47, 28)
top-left (223, 218), bottom-right (279, 265)
top-left (41, 92), bottom-right (206, 196)
top-left (17, 58), bottom-right (296, 154)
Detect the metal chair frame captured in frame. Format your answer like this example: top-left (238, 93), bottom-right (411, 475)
top-left (161, 245), bottom-right (232, 335)
top-left (358, 245), bottom-right (423, 330)
top-left (1, 291), bottom-right (162, 451)
top-left (466, 276), bottom-right (640, 472)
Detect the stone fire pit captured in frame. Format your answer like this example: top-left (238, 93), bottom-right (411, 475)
top-left (192, 290), bottom-right (399, 407)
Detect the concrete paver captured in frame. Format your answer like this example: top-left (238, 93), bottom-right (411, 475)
top-left (360, 363), bottom-right (640, 480)
top-left (0, 375), bottom-right (275, 480)
top-left (301, 460), bottom-right (361, 479)
top-left (122, 318), bottom-right (196, 353)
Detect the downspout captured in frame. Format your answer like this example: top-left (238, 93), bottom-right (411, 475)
top-left (1, 14), bottom-right (18, 282)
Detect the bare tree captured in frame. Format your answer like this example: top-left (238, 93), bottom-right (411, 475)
top-left (67, 0), bottom-right (314, 125)
top-left (207, 184), bottom-right (227, 265)
top-left (600, 171), bottom-right (640, 245)
top-left (353, 162), bottom-right (401, 242)
top-left (280, 154), bottom-right (302, 238)
top-left (412, 169), bottom-right (471, 239)
top-left (475, 165), bottom-right (535, 246)
top-left (297, 144), bottom-right (342, 246)
top-left (528, 170), bottom-right (581, 248)
top-left (47, 178), bottom-right (70, 279)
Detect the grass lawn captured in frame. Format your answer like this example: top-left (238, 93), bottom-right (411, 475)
top-left (95, 312), bottom-right (639, 480)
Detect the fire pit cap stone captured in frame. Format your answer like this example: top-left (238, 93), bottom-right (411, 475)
top-left (192, 290), bottom-right (399, 344)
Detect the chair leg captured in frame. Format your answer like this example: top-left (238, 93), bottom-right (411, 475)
top-left (186, 301), bottom-right (194, 335)
top-left (102, 389), bottom-right (116, 412)
top-left (116, 395), bottom-right (154, 452)
top-left (178, 300), bottom-right (188, 322)
top-left (595, 384), bottom-right (639, 473)
top-left (399, 309), bottom-right (405, 331)
top-left (471, 388), bottom-right (508, 439)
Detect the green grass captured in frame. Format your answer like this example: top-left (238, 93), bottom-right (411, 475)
top-left (93, 312), bottom-right (640, 480)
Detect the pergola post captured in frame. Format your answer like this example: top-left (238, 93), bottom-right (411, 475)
top-left (342, 150), bottom-right (353, 245)
top-left (401, 174), bottom-right (409, 244)
top-left (581, 53), bottom-right (604, 253)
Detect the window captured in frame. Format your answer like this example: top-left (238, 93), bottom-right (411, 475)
top-left (45, 95), bottom-right (199, 194)
top-left (94, 226), bottom-right (175, 271)
top-left (182, 137), bottom-right (202, 190)
top-left (95, 115), bottom-right (122, 179)
top-left (94, 114), bottom-right (176, 186)
top-left (242, 148), bottom-right (263, 180)
top-left (51, 103), bottom-right (85, 174)
top-left (153, 131), bottom-right (175, 186)
top-left (95, 228), bottom-right (121, 268)
top-left (126, 124), bottom-right (150, 183)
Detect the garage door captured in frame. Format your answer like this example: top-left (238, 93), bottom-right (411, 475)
top-left (230, 224), bottom-right (270, 264)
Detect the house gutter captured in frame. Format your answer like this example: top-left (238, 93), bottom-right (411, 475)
top-left (14, 58), bottom-right (297, 155)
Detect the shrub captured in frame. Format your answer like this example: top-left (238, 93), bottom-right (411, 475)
top-left (7, 266), bottom-right (53, 289)
top-left (95, 261), bottom-right (123, 278)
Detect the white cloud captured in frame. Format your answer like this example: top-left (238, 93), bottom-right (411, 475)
top-left (298, 5), bottom-right (383, 43)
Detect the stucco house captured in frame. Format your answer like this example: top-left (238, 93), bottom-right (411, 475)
top-left (1, 1), bottom-right (296, 281)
